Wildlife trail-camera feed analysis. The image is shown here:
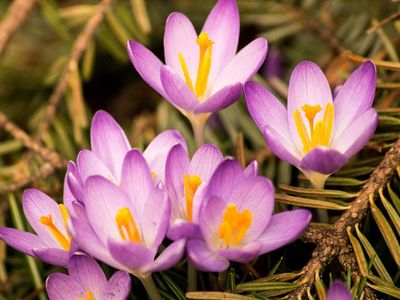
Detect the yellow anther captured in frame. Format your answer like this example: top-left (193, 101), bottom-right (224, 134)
top-left (151, 171), bottom-right (157, 179)
top-left (183, 174), bottom-right (202, 222)
top-left (294, 102), bottom-right (335, 153)
top-left (218, 204), bottom-right (252, 247)
top-left (39, 212), bottom-right (71, 251)
top-left (178, 32), bottom-right (213, 100)
top-left (115, 208), bottom-right (141, 243)
top-left (78, 291), bottom-right (94, 300)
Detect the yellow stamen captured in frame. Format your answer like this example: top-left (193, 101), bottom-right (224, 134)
top-left (115, 208), bottom-right (141, 243)
top-left (39, 209), bottom-right (71, 251)
top-left (183, 174), bottom-right (202, 222)
top-left (293, 103), bottom-right (335, 153)
top-left (218, 204), bottom-right (252, 247)
top-left (151, 171), bottom-right (157, 179)
top-left (178, 32), bottom-right (213, 99)
top-left (59, 204), bottom-right (70, 239)
top-left (78, 291), bottom-right (94, 300)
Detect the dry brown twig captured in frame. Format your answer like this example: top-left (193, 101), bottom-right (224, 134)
top-left (0, 0), bottom-right (37, 57)
top-left (289, 139), bottom-right (400, 299)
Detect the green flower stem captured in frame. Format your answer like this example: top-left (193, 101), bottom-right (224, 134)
top-left (138, 273), bottom-right (163, 300)
top-left (188, 262), bottom-right (198, 291)
top-left (9, 193), bottom-right (46, 300)
top-left (188, 113), bottom-right (210, 148)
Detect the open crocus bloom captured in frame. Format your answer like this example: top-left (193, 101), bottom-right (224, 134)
top-left (165, 143), bottom-right (224, 240)
top-left (326, 281), bottom-right (353, 300)
top-left (127, 0), bottom-right (267, 121)
top-left (70, 149), bottom-right (185, 278)
top-left (245, 61), bottom-right (377, 188)
top-left (67, 110), bottom-right (186, 206)
top-left (0, 189), bottom-right (74, 266)
top-left (187, 159), bottom-right (311, 272)
top-left (46, 254), bottom-right (131, 300)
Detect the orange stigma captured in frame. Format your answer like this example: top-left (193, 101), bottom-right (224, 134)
top-left (115, 208), bottom-right (141, 243)
top-left (218, 204), bottom-right (252, 247)
top-left (183, 174), bottom-right (202, 222)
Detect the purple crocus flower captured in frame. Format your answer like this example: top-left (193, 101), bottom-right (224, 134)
top-left (326, 281), bottom-right (353, 300)
top-left (70, 149), bottom-right (185, 278)
top-left (187, 159), bottom-right (311, 272)
top-left (67, 110), bottom-right (186, 206)
top-left (0, 189), bottom-right (74, 266)
top-left (46, 254), bottom-right (131, 300)
top-left (127, 0), bottom-right (268, 121)
top-left (165, 143), bottom-right (224, 240)
top-left (244, 61), bottom-right (377, 188)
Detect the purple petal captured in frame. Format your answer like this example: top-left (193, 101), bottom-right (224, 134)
top-left (199, 196), bottom-right (226, 247)
top-left (90, 111), bottom-right (131, 181)
top-left (46, 273), bottom-right (84, 300)
top-left (194, 83), bottom-right (242, 114)
top-left (120, 149), bottom-right (153, 212)
top-left (64, 162), bottom-right (80, 215)
top-left (188, 144), bottom-right (224, 181)
top-left (202, 0), bottom-right (239, 82)
top-left (104, 271), bottom-right (131, 300)
top-left (333, 61), bottom-right (376, 138)
top-left (263, 125), bottom-right (301, 168)
top-left (22, 189), bottom-right (66, 248)
top-left (143, 239), bottom-right (186, 273)
top-left (327, 281), bottom-right (353, 300)
top-left (108, 239), bottom-right (155, 270)
top-left (160, 65), bottom-right (199, 111)
top-left (243, 160), bottom-right (258, 178)
top-left (32, 248), bottom-right (69, 266)
top-left (164, 12), bottom-right (199, 81)
top-left (258, 209), bottom-right (311, 254)
top-left (67, 254), bottom-right (107, 298)
top-left (244, 81), bottom-right (289, 137)
top-left (127, 40), bottom-right (168, 99)
top-left (287, 61), bottom-right (333, 152)
top-left (76, 150), bottom-right (115, 184)
top-left (331, 108), bottom-right (378, 158)
top-left (300, 147), bottom-right (347, 174)
top-left (0, 227), bottom-right (45, 257)
top-left (187, 239), bottom-right (229, 272)
top-left (144, 129), bottom-right (187, 183)
top-left (212, 38), bottom-right (268, 93)
top-left (219, 242), bottom-right (262, 263)
top-left (167, 220), bottom-right (201, 241)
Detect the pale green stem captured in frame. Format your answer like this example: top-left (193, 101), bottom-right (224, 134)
top-left (307, 173), bottom-right (330, 224)
top-left (188, 262), bottom-right (198, 291)
top-left (138, 273), bottom-right (163, 300)
top-left (191, 118), bottom-right (206, 147)
top-left (9, 193), bottom-right (46, 300)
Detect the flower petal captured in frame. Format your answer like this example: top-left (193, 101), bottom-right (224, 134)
top-left (219, 242), bottom-right (262, 263)
top-left (300, 147), bottom-right (347, 175)
top-left (194, 83), bottom-right (242, 114)
top-left (327, 281), bottom-right (353, 300)
top-left (187, 239), bottom-right (229, 272)
top-left (0, 227), bottom-right (45, 257)
top-left (333, 61), bottom-right (376, 138)
top-left (167, 220), bottom-right (201, 241)
top-left (67, 254), bottom-right (107, 298)
top-left (108, 239), bottom-right (155, 271)
top-left (188, 144), bottom-right (224, 181)
top-left (212, 38), bottom-right (268, 93)
top-left (202, 0), bottom-right (239, 81)
top-left (32, 248), bottom-right (69, 266)
top-left (243, 160), bottom-right (258, 178)
top-left (104, 271), bottom-right (131, 300)
top-left (257, 209), bottom-right (311, 254)
top-left (160, 65), bottom-right (199, 111)
top-left (142, 239), bottom-right (186, 273)
top-left (127, 40), bottom-right (168, 99)
top-left (22, 189), bottom-right (66, 248)
top-left (46, 274), bottom-right (84, 300)
top-left (331, 108), bottom-right (378, 158)
top-left (164, 12), bottom-right (199, 80)
top-left (144, 129), bottom-right (187, 183)
top-left (64, 162), bottom-right (80, 215)
top-left (90, 111), bottom-right (131, 180)
top-left (287, 61), bottom-right (333, 152)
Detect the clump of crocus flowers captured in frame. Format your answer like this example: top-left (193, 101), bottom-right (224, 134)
top-left (0, 0), bottom-right (379, 299)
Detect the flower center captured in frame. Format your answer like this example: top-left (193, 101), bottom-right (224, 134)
top-left (39, 204), bottom-right (71, 251)
top-left (115, 208), bottom-right (141, 243)
top-left (218, 204), bottom-right (252, 247)
top-left (78, 291), bottom-right (94, 300)
top-left (178, 32), bottom-right (213, 99)
top-left (183, 174), bottom-right (202, 222)
top-left (293, 103), bottom-right (334, 153)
